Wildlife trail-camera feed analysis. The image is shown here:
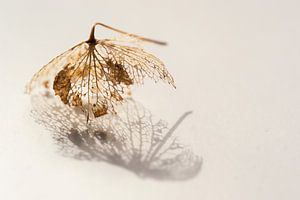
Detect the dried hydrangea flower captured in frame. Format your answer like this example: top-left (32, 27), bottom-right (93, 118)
top-left (27, 22), bottom-right (175, 122)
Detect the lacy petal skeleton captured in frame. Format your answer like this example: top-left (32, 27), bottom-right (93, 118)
top-left (27, 22), bottom-right (175, 122)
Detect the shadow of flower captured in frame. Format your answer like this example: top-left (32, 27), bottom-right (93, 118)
top-left (31, 95), bottom-right (202, 180)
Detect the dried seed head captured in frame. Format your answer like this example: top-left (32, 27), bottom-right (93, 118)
top-left (27, 22), bottom-right (175, 122)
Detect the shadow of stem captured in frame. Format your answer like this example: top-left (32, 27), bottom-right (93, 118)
top-left (31, 95), bottom-right (202, 181)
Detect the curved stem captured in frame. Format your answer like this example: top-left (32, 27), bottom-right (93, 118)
top-left (87, 22), bottom-right (167, 45)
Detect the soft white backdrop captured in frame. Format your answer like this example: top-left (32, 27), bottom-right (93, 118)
top-left (0, 0), bottom-right (299, 199)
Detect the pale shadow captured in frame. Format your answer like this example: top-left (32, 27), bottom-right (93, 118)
top-left (31, 95), bottom-right (202, 181)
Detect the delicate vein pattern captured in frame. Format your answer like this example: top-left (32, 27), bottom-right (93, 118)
top-left (27, 22), bottom-right (175, 122)
top-left (31, 95), bottom-right (201, 180)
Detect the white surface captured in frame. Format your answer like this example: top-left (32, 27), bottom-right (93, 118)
top-left (0, 0), bottom-right (300, 199)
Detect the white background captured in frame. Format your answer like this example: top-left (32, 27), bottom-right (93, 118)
top-left (0, 0), bottom-right (299, 199)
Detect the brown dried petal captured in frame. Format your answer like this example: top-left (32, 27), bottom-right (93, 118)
top-left (71, 94), bottom-right (82, 107)
top-left (107, 61), bottom-right (133, 85)
top-left (53, 67), bottom-right (73, 104)
top-left (111, 91), bottom-right (123, 101)
top-left (93, 105), bottom-right (108, 117)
